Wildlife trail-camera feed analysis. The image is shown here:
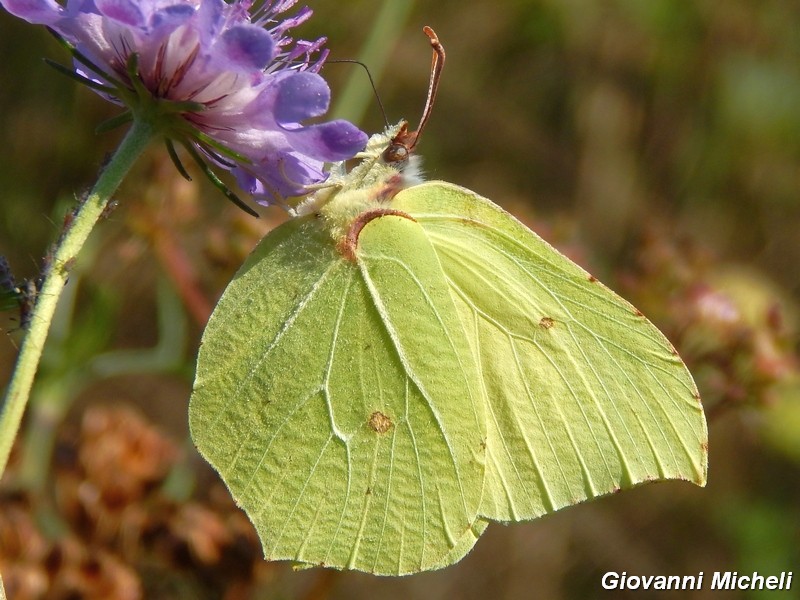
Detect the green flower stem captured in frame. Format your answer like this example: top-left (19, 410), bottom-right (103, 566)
top-left (330, 0), bottom-right (416, 125)
top-left (0, 119), bottom-right (154, 478)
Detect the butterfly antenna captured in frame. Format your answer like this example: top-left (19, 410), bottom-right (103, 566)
top-left (327, 59), bottom-right (389, 128)
top-left (383, 26), bottom-right (446, 163)
top-left (412, 26), bottom-right (446, 151)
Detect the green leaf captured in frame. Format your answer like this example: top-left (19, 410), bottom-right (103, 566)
top-left (190, 124), bottom-right (707, 575)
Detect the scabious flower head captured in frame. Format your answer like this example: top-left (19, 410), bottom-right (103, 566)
top-left (1, 0), bottom-right (368, 210)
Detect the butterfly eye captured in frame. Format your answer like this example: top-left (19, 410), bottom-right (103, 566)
top-left (382, 143), bottom-right (408, 163)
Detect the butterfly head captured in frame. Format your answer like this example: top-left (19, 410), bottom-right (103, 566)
top-left (382, 121), bottom-right (417, 165)
top-left (296, 27), bottom-right (443, 238)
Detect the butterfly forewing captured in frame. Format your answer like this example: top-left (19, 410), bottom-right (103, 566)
top-left (190, 212), bottom-right (487, 575)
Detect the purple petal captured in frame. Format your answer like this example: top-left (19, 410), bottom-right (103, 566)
top-left (196, 0), bottom-right (225, 43)
top-left (287, 120), bottom-right (368, 162)
top-left (150, 3), bottom-right (196, 32)
top-left (231, 160), bottom-right (304, 202)
top-left (0, 0), bottom-right (63, 24)
top-left (95, 0), bottom-right (144, 26)
top-left (274, 71), bottom-right (330, 124)
top-left (233, 168), bottom-right (258, 195)
top-left (274, 154), bottom-right (326, 197)
top-left (248, 152), bottom-right (327, 202)
top-left (233, 144), bottom-right (331, 204)
top-left (217, 25), bottom-right (275, 72)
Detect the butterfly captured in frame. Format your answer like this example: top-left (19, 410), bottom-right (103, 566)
top-left (189, 27), bottom-right (707, 575)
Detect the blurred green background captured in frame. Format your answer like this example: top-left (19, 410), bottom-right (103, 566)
top-left (1, 0), bottom-right (799, 598)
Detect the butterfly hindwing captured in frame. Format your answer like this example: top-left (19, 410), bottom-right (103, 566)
top-left (393, 181), bottom-right (708, 522)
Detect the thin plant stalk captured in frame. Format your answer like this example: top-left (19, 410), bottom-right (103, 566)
top-left (0, 120), bottom-right (154, 478)
top-left (329, 0), bottom-right (417, 125)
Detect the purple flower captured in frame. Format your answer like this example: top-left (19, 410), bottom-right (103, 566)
top-left (1, 0), bottom-right (368, 210)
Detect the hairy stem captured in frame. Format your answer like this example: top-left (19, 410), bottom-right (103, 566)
top-left (0, 120), bottom-right (154, 478)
